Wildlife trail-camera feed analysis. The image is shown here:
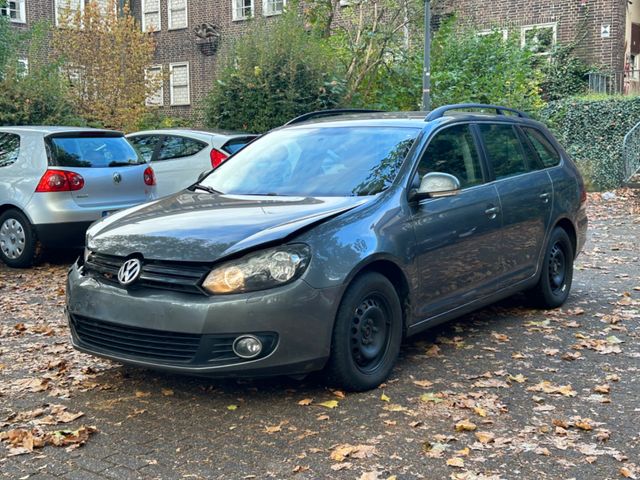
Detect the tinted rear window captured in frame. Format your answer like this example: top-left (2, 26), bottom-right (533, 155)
top-left (0, 133), bottom-right (20, 168)
top-left (48, 136), bottom-right (143, 168)
top-left (478, 124), bottom-right (528, 179)
top-left (522, 127), bottom-right (561, 168)
top-left (223, 137), bottom-right (255, 154)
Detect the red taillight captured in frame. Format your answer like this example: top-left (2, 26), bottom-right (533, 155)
top-left (210, 148), bottom-right (228, 168)
top-left (143, 166), bottom-right (156, 186)
top-left (35, 170), bottom-right (84, 192)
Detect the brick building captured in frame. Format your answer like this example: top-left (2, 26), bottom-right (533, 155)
top-left (3, 0), bottom-right (640, 121)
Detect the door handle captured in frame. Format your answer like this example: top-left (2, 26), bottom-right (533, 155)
top-left (484, 206), bottom-right (500, 219)
top-left (539, 192), bottom-right (550, 203)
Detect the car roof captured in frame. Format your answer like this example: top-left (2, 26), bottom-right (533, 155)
top-left (0, 126), bottom-right (122, 135)
top-left (126, 128), bottom-right (257, 139)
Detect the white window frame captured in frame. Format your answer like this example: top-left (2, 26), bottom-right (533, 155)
top-left (54, 0), bottom-right (84, 26)
top-left (169, 62), bottom-right (190, 106)
top-left (145, 65), bottom-right (164, 107)
top-left (262, 0), bottom-right (285, 16)
top-left (232, 0), bottom-right (254, 21)
top-left (167, 0), bottom-right (188, 30)
top-left (17, 57), bottom-right (29, 77)
top-left (478, 28), bottom-right (509, 41)
top-left (520, 22), bottom-right (557, 56)
top-left (1, 0), bottom-right (26, 24)
top-left (141, 0), bottom-right (161, 32)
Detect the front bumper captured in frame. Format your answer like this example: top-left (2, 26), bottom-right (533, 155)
top-left (66, 262), bottom-right (341, 377)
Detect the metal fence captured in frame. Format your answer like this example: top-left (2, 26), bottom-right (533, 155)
top-left (622, 120), bottom-right (640, 185)
top-left (588, 70), bottom-right (640, 96)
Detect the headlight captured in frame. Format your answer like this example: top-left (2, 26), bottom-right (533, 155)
top-left (202, 244), bottom-right (311, 294)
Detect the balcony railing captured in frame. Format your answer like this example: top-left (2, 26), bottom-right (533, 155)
top-left (588, 70), bottom-right (640, 95)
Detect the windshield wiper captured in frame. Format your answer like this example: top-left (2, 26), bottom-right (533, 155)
top-left (190, 184), bottom-right (222, 195)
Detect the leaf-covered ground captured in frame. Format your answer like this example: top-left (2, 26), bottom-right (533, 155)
top-left (1, 190), bottom-right (639, 480)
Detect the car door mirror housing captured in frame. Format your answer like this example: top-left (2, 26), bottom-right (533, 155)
top-left (413, 172), bottom-right (461, 200)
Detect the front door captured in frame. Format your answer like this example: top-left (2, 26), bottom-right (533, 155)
top-left (411, 124), bottom-right (504, 320)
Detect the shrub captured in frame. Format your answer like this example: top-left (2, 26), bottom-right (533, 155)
top-left (135, 110), bottom-right (190, 131)
top-left (431, 20), bottom-right (543, 113)
top-left (539, 43), bottom-right (590, 102)
top-left (540, 95), bottom-right (640, 190)
top-left (204, 13), bottom-right (344, 133)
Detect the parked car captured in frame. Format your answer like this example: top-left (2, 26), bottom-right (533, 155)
top-left (126, 129), bottom-right (257, 198)
top-left (66, 105), bottom-right (588, 391)
top-left (0, 127), bottom-right (156, 268)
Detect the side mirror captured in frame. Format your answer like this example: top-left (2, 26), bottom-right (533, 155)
top-left (197, 170), bottom-right (210, 183)
top-left (412, 172), bottom-right (461, 200)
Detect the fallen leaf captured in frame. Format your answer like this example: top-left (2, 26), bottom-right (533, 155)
top-left (446, 457), bottom-right (464, 468)
top-left (161, 388), bottom-right (174, 396)
top-left (594, 384), bottom-right (610, 394)
top-left (454, 419), bottom-right (477, 432)
top-left (317, 400), bottom-right (339, 409)
top-left (298, 398), bottom-right (313, 406)
top-left (380, 393), bottom-right (390, 402)
top-left (226, 405), bottom-right (238, 411)
top-left (475, 431), bottom-right (495, 444)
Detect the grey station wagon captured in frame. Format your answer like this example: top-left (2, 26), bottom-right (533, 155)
top-left (66, 104), bottom-right (588, 391)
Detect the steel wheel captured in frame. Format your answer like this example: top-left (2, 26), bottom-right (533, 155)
top-left (0, 217), bottom-right (26, 260)
top-left (350, 294), bottom-right (392, 374)
top-left (527, 227), bottom-right (573, 309)
top-left (548, 243), bottom-right (566, 295)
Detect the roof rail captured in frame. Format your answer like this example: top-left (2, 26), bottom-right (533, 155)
top-left (425, 103), bottom-right (530, 122)
top-left (285, 109), bottom-right (383, 126)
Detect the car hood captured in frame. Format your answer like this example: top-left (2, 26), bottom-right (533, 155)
top-left (87, 191), bottom-right (371, 262)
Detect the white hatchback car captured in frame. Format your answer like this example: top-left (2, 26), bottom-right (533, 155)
top-left (0, 127), bottom-right (156, 267)
top-left (126, 129), bottom-right (257, 198)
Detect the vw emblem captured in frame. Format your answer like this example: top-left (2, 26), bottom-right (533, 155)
top-left (113, 172), bottom-right (122, 184)
top-left (117, 258), bottom-right (142, 286)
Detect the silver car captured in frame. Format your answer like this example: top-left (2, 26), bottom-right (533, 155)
top-left (0, 127), bottom-right (156, 267)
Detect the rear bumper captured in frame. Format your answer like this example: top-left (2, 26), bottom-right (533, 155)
top-left (34, 221), bottom-right (93, 248)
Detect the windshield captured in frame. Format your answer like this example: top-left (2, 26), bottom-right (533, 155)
top-left (200, 127), bottom-right (419, 196)
top-left (48, 136), bottom-right (144, 168)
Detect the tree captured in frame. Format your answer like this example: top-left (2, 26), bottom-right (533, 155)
top-left (51, 0), bottom-right (160, 131)
top-left (430, 19), bottom-right (543, 112)
top-left (204, 12), bottom-right (344, 132)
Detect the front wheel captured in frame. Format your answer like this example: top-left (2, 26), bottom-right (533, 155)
top-left (0, 209), bottom-right (41, 268)
top-left (528, 227), bottom-right (574, 309)
top-left (326, 272), bottom-right (403, 391)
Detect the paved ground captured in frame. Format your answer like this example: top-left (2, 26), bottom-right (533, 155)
top-left (1, 190), bottom-right (639, 480)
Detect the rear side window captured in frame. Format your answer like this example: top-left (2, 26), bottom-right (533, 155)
top-left (157, 135), bottom-right (207, 161)
top-left (223, 137), bottom-right (255, 155)
top-left (478, 124), bottom-right (528, 179)
top-left (0, 133), bottom-right (20, 168)
top-left (522, 127), bottom-right (561, 168)
top-left (128, 135), bottom-right (160, 162)
top-left (418, 124), bottom-right (483, 189)
top-left (48, 136), bottom-right (144, 168)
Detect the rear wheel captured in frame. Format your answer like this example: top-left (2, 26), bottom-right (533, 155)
top-left (0, 210), bottom-right (41, 268)
top-left (326, 272), bottom-right (403, 391)
top-left (528, 227), bottom-right (573, 308)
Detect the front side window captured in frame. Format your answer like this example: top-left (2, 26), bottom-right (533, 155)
top-left (417, 124), bottom-right (483, 189)
top-left (0, 133), bottom-right (20, 168)
top-left (232, 0), bottom-right (253, 20)
top-left (128, 135), bottom-right (161, 162)
top-left (201, 126), bottom-right (420, 197)
top-left (168, 0), bottom-right (187, 29)
top-left (522, 127), bottom-right (561, 168)
top-left (48, 136), bottom-right (144, 168)
top-left (263, 0), bottom-right (285, 16)
top-left (141, 0), bottom-right (160, 32)
top-left (157, 136), bottom-right (207, 161)
top-left (1, 0), bottom-right (26, 23)
top-left (478, 124), bottom-right (528, 179)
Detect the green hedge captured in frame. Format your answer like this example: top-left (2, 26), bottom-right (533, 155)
top-left (540, 95), bottom-right (640, 190)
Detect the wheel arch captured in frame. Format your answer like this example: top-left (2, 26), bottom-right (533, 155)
top-left (0, 204), bottom-right (33, 223)
top-left (553, 217), bottom-right (577, 259)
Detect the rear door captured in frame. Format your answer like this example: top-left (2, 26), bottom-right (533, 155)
top-left (410, 123), bottom-right (504, 319)
top-left (477, 123), bottom-right (553, 286)
top-left (151, 135), bottom-right (210, 197)
top-left (47, 133), bottom-right (152, 209)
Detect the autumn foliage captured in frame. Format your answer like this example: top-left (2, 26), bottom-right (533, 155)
top-left (52, 0), bottom-right (159, 132)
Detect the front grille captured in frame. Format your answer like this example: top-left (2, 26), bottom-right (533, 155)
top-left (84, 252), bottom-right (210, 294)
top-left (71, 314), bottom-right (201, 362)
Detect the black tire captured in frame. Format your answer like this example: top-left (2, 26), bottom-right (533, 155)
top-left (326, 272), bottom-right (403, 392)
top-left (528, 227), bottom-right (574, 309)
top-left (0, 209), bottom-right (41, 268)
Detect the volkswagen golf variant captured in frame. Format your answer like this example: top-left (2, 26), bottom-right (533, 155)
top-left (66, 105), bottom-right (588, 391)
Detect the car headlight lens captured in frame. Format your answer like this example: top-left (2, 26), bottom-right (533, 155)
top-left (202, 244), bottom-right (311, 294)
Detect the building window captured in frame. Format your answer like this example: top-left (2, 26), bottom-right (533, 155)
top-left (478, 28), bottom-right (509, 41)
top-left (232, 0), bottom-right (253, 21)
top-left (263, 0), bottom-right (285, 16)
top-left (17, 57), bottom-right (28, 77)
top-left (55, 0), bottom-right (83, 25)
top-left (521, 23), bottom-right (557, 56)
top-left (141, 0), bottom-right (161, 32)
top-left (169, 62), bottom-right (190, 106)
top-left (168, 0), bottom-right (187, 29)
top-left (145, 65), bottom-right (164, 107)
top-left (0, 0), bottom-right (26, 24)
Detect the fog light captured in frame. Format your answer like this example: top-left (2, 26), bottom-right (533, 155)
top-left (232, 335), bottom-right (263, 359)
